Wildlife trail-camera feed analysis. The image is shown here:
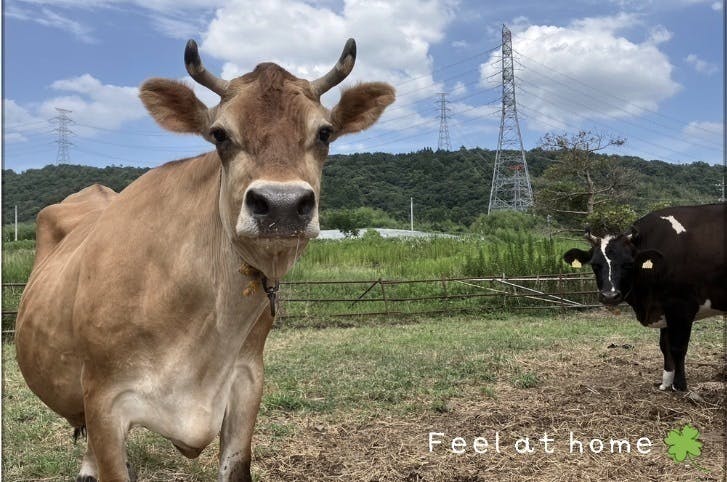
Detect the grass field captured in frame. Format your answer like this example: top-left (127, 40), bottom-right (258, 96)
top-left (3, 311), bottom-right (724, 481)
top-left (1, 234), bottom-right (591, 331)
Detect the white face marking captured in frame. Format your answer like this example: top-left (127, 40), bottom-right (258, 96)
top-left (659, 215), bottom-right (686, 234)
top-left (659, 370), bottom-right (675, 390)
top-left (600, 236), bottom-right (616, 292)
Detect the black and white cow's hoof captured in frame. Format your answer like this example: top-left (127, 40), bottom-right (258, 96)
top-left (658, 370), bottom-right (675, 391)
top-left (672, 377), bottom-right (688, 392)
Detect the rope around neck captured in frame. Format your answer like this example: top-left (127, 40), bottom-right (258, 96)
top-left (239, 263), bottom-right (280, 317)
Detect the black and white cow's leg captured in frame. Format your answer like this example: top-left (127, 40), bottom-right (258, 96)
top-left (218, 311), bottom-right (274, 482)
top-left (658, 328), bottom-right (675, 390)
top-left (665, 311), bottom-right (694, 392)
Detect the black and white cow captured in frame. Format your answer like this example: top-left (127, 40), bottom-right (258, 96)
top-left (563, 204), bottom-right (726, 391)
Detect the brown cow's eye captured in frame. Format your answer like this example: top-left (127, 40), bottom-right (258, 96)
top-left (318, 126), bottom-right (333, 144)
top-left (210, 127), bottom-right (229, 144)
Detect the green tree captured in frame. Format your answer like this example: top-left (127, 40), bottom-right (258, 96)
top-left (537, 131), bottom-right (636, 228)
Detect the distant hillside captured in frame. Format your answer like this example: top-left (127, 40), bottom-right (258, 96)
top-left (2, 150), bottom-right (722, 227)
top-left (2, 164), bottom-right (149, 225)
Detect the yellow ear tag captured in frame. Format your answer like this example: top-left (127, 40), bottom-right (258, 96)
top-left (571, 260), bottom-right (582, 268)
top-left (641, 259), bottom-right (653, 269)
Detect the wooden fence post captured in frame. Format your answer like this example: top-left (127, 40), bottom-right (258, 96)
top-left (379, 278), bottom-right (391, 317)
top-left (558, 273), bottom-right (565, 316)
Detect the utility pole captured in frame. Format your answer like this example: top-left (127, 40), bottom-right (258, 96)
top-left (436, 92), bottom-right (451, 151)
top-left (488, 25), bottom-right (534, 214)
top-left (52, 107), bottom-right (74, 164)
top-left (410, 197), bottom-right (414, 231)
top-left (14, 205), bottom-right (18, 241)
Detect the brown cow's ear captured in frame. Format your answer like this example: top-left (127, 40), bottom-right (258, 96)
top-left (330, 82), bottom-right (395, 139)
top-left (139, 78), bottom-right (210, 135)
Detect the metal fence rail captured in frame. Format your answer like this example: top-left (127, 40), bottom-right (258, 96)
top-left (2, 273), bottom-right (599, 334)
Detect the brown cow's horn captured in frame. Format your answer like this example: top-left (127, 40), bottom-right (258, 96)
top-left (185, 39), bottom-right (228, 96)
top-left (310, 38), bottom-right (356, 97)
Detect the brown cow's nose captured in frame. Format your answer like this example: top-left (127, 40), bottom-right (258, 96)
top-left (245, 184), bottom-right (316, 235)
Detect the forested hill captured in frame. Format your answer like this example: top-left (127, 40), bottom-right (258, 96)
top-left (2, 148), bottom-right (722, 228)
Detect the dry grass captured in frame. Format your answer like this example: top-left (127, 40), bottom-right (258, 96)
top-left (2, 312), bottom-right (724, 481)
top-left (252, 333), bottom-right (725, 481)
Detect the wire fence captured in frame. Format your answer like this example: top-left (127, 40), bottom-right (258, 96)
top-left (2, 273), bottom-right (599, 334)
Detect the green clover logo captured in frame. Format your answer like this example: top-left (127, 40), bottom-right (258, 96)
top-left (664, 424), bottom-right (702, 463)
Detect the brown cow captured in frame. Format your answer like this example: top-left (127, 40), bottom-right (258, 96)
top-left (15, 38), bottom-right (394, 482)
top-left (33, 184), bottom-right (117, 269)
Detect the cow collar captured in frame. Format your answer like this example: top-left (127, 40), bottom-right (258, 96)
top-left (260, 276), bottom-right (280, 317)
top-left (239, 263), bottom-right (280, 317)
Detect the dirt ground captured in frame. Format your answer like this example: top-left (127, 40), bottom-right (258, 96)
top-left (252, 338), bottom-right (726, 481)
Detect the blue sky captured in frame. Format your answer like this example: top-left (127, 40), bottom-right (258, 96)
top-left (2, 0), bottom-right (724, 172)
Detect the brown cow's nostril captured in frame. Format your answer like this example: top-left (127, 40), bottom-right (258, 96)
top-left (297, 191), bottom-right (315, 217)
top-left (245, 189), bottom-right (270, 217)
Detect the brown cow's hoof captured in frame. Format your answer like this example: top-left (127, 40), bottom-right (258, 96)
top-left (229, 460), bottom-right (252, 482)
top-left (76, 477), bottom-right (97, 482)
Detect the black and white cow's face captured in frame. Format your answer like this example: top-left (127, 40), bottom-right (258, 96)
top-left (563, 230), bottom-right (664, 306)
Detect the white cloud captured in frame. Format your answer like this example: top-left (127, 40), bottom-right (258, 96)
top-left (683, 120), bottom-right (723, 142)
top-left (202, 0), bottom-right (456, 106)
top-left (647, 25), bottom-right (672, 44)
top-left (685, 53), bottom-right (719, 74)
top-left (41, 74), bottom-right (146, 134)
top-left (608, 0), bottom-right (722, 10)
top-left (4, 99), bottom-right (50, 143)
top-left (6, 5), bottom-right (96, 43)
top-left (480, 15), bottom-right (681, 132)
top-left (6, 75), bottom-right (146, 141)
top-left (181, 76), bottom-right (221, 107)
top-left (451, 81), bottom-right (467, 96)
top-left (153, 16), bottom-right (208, 40)
top-left (195, 0), bottom-right (458, 150)
top-left (11, 0), bottom-right (224, 40)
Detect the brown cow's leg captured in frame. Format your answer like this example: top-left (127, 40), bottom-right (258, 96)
top-left (83, 383), bottom-right (133, 482)
top-left (76, 442), bottom-right (99, 482)
top-left (218, 312), bottom-right (273, 482)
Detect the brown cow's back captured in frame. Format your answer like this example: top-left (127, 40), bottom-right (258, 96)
top-left (33, 184), bottom-right (118, 269)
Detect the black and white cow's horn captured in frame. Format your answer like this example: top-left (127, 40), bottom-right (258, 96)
top-left (185, 39), bottom-right (229, 96)
top-left (584, 226), bottom-right (599, 244)
top-left (310, 38), bottom-right (356, 98)
top-left (625, 226), bottom-right (639, 241)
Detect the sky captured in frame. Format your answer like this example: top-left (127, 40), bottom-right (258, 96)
top-left (2, 0), bottom-right (724, 172)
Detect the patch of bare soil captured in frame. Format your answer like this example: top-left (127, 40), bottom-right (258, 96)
top-left (253, 340), bottom-right (725, 481)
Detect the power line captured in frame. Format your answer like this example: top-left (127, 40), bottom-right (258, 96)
top-left (511, 48), bottom-right (722, 140)
top-left (513, 60), bottom-right (722, 152)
